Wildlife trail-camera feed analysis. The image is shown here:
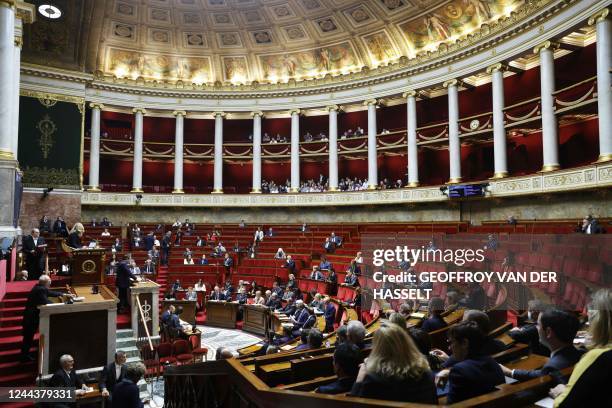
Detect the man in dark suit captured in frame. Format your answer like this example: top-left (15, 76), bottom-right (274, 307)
top-left (223, 280), bottom-right (234, 300)
top-left (509, 299), bottom-right (550, 356)
top-left (283, 255), bottom-right (296, 274)
top-left (316, 343), bottom-right (361, 394)
top-left (144, 232), bottom-right (154, 252)
top-left (111, 362), bottom-right (145, 408)
top-left (265, 293), bottom-right (281, 310)
top-left (20, 275), bottom-right (68, 361)
top-left (49, 354), bottom-right (88, 406)
top-left (463, 283), bottom-right (486, 310)
top-left (223, 253), bottom-right (233, 276)
top-left (100, 351), bottom-right (128, 404)
top-left (142, 259), bottom-right (155, 275)
top-left (22, 228), bottom-right (46, 281)
top-left (116, 259), bottom-right (138, 312)
top-left (210, 286), bottom-right (226, 301)
top-left (322, 296), bottom-right (336, 332)
top-left (161, 231), bottom-right (172, 266)
top-left (271, 281), bottom-right (283, 298)
top-left (323, 238), bottom-right (335, 253)
top-left (501, 309), bottom-right (583, 381)
top-left (52, 216), bottom-right (68, 237)
top-left (280, 298), bottom-right (296, 316)
top-left (421, 297), bottom-right (448, 333)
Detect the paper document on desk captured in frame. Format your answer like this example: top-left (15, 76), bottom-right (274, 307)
top-left (534, 397), bottom-right (554, 408)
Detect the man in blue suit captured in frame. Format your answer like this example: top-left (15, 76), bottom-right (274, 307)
top-left (316, 343), bottom-right (362, 395)
top-left (144, 232), bottom-right (154, 252)
top-left (210, 286), bottom-right (226, 301)
top-left (283, 255), bottom-right (296, 274)
top-left (322, 296), bottom-right (336, 332)
top-left (500, 309), bottom-right (583, 381)
top-left (116, 258), bottom-right (138, 312)
top-left (310, 266), bottom-right (324, 281)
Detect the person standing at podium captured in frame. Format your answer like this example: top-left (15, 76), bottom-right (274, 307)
top-left (20, 275), bottom-right (69, 361)
top-left (116, 258), bottom-right (138, 313)
top-left (67, 223), bottom-right (85, 249)
top-left (23, 228), bottom-right (46, 281)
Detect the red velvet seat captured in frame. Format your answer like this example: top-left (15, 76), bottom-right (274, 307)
top-left (157, 342), bottom-right (177, 365)
top-left (172, 339), bottom-right (193, 365)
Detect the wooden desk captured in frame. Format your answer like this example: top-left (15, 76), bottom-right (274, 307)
top-left (205, 300), bottom-right (239, 329)
top-left (162, 299), bottom-right (197, 326)
top-left (76, 384), bottom-right (103, 407)
top-left (242, 304), bottom-right (269, 336)
top-left (506, 354), bottom-right (549, 371)
top-left (39, 285), bottom-right (117, 375)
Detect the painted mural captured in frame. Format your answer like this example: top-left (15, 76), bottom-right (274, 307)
top-left (259, 42), bottom-right (359, 80)
top-left (107, 48), bottom-right (212, 81)
top-left (223, 56), bottom-right (249, 82)
top-left (399, 0), bottom-right (524, 55)
top-left (362, 31), bottom-right (399, 64)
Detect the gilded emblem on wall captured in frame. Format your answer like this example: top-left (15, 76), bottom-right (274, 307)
top-left (82, 259), bottom-right (97, 274)
top-left (36, 114), bottom-right (57, 159)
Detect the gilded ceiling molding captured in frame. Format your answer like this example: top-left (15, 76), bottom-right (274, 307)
top-left (19, 89), bottom-right (84, 105)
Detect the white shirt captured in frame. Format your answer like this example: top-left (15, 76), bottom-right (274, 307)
top-left (115, 364), bottom-right (122, 380)
top-left (33, 238), bottom-right (38, 246)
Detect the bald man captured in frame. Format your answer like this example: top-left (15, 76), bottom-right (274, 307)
top-left (22, 228), bottom-right (46, 280)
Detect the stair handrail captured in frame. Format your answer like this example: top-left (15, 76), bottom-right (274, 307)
top-left (135, 294), bottom-right (155, 351)
top-left (37, 334), bottom-right (45, 386)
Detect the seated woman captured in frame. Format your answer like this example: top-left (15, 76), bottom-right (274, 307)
top-left (194, 279), bottom-right (206, 292)
top-left (350, 323), bottom-right (437, 403)
top-left (183, 254), bottom-right (194, 265)
top-left (550, 288), bottom-right (612, 408)
top-left (435, 321), bottom-right (505, 403)
top-left (101, 228), bottom-right (110, 237)
top-left (274, 247), bottom-right (286, 259)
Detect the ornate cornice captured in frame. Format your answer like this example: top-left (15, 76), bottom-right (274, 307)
top-left (486, 63), bottom-right (509, 74)
top-left (402, 90), bottom-right (417, 99)
top-left (289, 109), bottom-right (301, 116)
top-left (213, 111), bottom-right (226, 118)
top-left (89, 103), bottom-right (104, 110)
top-left (132, 108), bottom-right (146, 115)
top-left (19, 89), bottom-right (84, 105)
top-left (172, 110), bottom-right (187, 117)
top-left (81, 162), bottom-right (612, 208)
top-left (326, 105), bottom-right (340, 113)
top-left (251, 111), bottom-right (264, 118)
top-left (22, 0), bottom-right (579, 102)
top-left (533, 40), bottom-right (561, 54)
top-left (443, 79), bottom-right (461, 89)
top-left (363, 99), bottom-right (378, 106)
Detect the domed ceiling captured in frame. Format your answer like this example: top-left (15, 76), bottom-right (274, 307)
top-left (23, 0), bottom-right (524, 85)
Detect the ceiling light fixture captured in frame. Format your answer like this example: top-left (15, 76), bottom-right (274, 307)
top-left (38, 4), bottom-right (62, 19)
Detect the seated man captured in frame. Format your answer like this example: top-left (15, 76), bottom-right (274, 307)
top-left (271, 281), bottom-right (284, 298)
top-left (100, 351), bottom-right (127, 401)
top-left (322, 296), bottom-right (336, 332)
top-left (445, 291), bottom-right (461, 313)
top-left (142, 258), bottom-right (155, 274)
top-left (210, 286), bottom-right (226, 301)
top-left (330, 232), bottom-right (342, 247)
top-left (265, 292), bottom-right (281, 310)
top-left (161, 305), bottom-right (175, 325)
top-left (316, 343), bottom-right (362, 395)
top-left (344, 270), bottom-right (359, 287)
top-left (346, 320), bottom-right (367, 349)
top-left (310, 266), bottom-right (324, 281)
top-left (184, 286), bottom-right (197, 301)
top-left (294, 329), bottom-right (311, 351)
top-left (49, 354), bottom-right (89, 395)
top-left (500, 309), bottom-right (583, 381)
top-left (509, 299), bottom-right (549, 356)
top-left (199, 254), bottom-right (209, 265)
top-left (290, 300), bottom-right (309, 333)
top-left (421, 297), bottom-right (447, 333)
top-left (319, 257), bottom-right (332, 271)
top-left (323, 237), bottom-right (335, 253)
top-left (282, 255), bottom-right (296, 274)
top-left (279, 297), bottom-right (296, 316)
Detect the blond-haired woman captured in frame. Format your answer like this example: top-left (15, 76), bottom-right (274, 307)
top-left (350, 323), bottom-right (436, 403)
top-left (67, 223), bottom-right (85, 249)
top-left (551, 288), bottom-right (612, 407)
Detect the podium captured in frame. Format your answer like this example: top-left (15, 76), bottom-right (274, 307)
top-left (242, 305), bottom-right (269, 336)
top-left (39, 285), bottom-right (117, 375)
top-left (205, 301), bottom-right (239, 329)
top-left (70, 248), bottom-right (106, 285)
top-left (129, 280), bottom-right (160, 340)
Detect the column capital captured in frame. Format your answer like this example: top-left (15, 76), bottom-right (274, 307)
top-left (402, 90), bottom-right (417, 98)
top-left (132, 107), bottom-right (146, 115)
top-left (363, 99), bottom-right (378, 106)
top-left (251, 111), bottom-right (264, 118)
top-left (486, 63), bottom-right (509, 74)
top-left (533, 40), bottom-right (560, 54)
top-left (14, 36), bottom-right (22, 48)
top-left (172, 110), bottom-right (187, 117)
top-left (89, 103), bottom-right (105, 110)
top-left (0, 1), bottom-right (16, 10)
top-left (326, 105), bottom-right (341, 112)
top-left (289, 108), bottom-right (301, 116)
top-left (15, 1), bottom-right (36, 24)
top-left (212, 111), bottom-right (226, 118)
top-left (588, 8), bottom-right (609, 25)
top-left (443, 79), bottom-right (461, 88)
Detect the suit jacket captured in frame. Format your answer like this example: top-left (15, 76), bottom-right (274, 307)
top-left (513, 346), bottom-right (583, 381)
top-left (144, 235), bottom-right (154, 251)
top-left (350, 371), bottom-right (437, 404)
top-left (272, 287), bottom-right (284, 297)
top-left (49, 369), bottom-right (83, 388)
top-left (421, 315), bottom-right (447, 333)
top-left (111, 378), bottom-right (144, 408)
top-left (265, 298), bottom-right (281, 310)
top-left (116, 261), bottom-right (136, 289)
top-left (23, 235), bottom-right (46, 263)
top-left (447, 355), bottom-right (505, 403)
top-left (236, 293), bottom-right (248, 304)
top-left (281, 304), bottom-right (296, 316)
top-left (99, 362), bottom-right (127, 394)
top-left (224, 257), bottom-right (233, 268)
top-left (67, 232), bottom-right (82, 249)
top-left (200, 259), bottom-right (209, 265)
top-left (26, 284), bottom-right (64, 310)
top-left (324, 303), bottom-right (336, 326)
top-left (293, 308), bottom-right (309, 328)
top-left (142, 263), bottom-right (155, 274)
top-left (210, 291), bottom-right (226, 301)
top-left (284, 260), bottom-right (296, 273)
top-left (316, 377), bottom-right (356, 395)
top-left (310, 271), bottom-right (324, 281)
top-left (509, 323), bottom-right (550, 356)
top-left (53, 220), bottom-right (68, 235)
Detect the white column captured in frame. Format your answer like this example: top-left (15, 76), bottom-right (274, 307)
top-left (487, 63), bottom-right (508, 178)
top-left (444, 79), bottom-right (462, 183)
top-left (10, 37), bottom-right (20, 159)
top-left (88, 103), bottom-right (103, 191)
top-left (212, 111), bottom-right (225, 193)
top-left (365, 99), bottom-right (378, 189)
top-left (172, 110), bottom-right (185, 193)
top-left (590, 9), bottom-right (612, 162)
top-left (0, 3), bottom-right (15, 160)
top-left (131, 108), bottom-right (145, 192)
top-left (290, 109), bottom-right (300, 192)
top-left (403, 91), bottom-right (419, 187)
top-left (251, 111), bottom-right (263, 193)
top-left (535, 41), bottom-right (559, 171)
top-left (327, 105), bottom-right (339, 191)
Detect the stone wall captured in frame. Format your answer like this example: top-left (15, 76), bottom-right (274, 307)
top-left (81, 190), bottom-right (611, 225)
top-left (20, 189), bottom-right (82, 231)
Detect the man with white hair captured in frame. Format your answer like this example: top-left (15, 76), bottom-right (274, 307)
top-left (346, 320), bottom-right (367, 349)
top-left (49, 354), bottom-right (88, 395)
top-left (20, 275), bottom-right (69, 361)
top-left (23, 227), bottom-right (46, 280)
